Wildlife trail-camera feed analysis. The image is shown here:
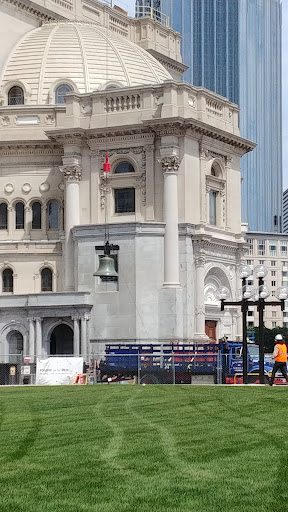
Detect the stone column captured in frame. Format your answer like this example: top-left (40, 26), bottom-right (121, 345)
top-left (7, 206), bottom-right (13, 235)
top-left (85, 315), bottom-right (91, 358)
top-left (35, 317), bottom-right (42, 357)
top-left (160, 154), bottom-right (181, 288)
top-left (60, 164), bottom-right (82, 291)
top-left (194, 256), bottom-right (208, 340)
top-left (24, 206), bottom-right (31, 238)
top-left (80, 316), bottom-right (87, 357)
top-left (28, 318), bottom-right (35, 359)
top-left (41, 204), bottom-right (47, 239)
top-left (73, 317), bottom-right (80, 356)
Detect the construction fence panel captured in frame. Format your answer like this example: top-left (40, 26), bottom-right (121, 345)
top-left (0, 352), bottom-right (260, 386)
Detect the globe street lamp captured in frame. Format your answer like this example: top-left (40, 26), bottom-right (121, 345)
top-left (218, 265), bottom-right (288, 385)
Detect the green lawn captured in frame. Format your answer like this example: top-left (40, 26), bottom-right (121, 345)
top-left (0, 385), bottom-right (287, 512)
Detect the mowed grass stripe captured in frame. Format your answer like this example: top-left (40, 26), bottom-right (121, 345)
top-left (0, 385), bottom-right (286, 512)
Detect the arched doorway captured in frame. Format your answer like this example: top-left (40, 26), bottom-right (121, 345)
top-left (50, 324), bottom-right (73, 355)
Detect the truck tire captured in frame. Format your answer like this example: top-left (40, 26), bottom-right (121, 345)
top-left (140, 374), bottom-right (159, 384)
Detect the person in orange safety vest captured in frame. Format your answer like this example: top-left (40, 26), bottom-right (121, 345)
top-left (269, 334), bottom-right (288, 386)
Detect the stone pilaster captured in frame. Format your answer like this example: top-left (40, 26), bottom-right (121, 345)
top-left (194, 256), bottom-right (209, 341)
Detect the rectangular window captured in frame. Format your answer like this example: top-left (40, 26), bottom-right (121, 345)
top-left (271, 271), bottom-right (276, 276)
top-left (258, 240), bottom-right (265, 256)
top-left (269, 240), bottom-right (277, 256)
top-left (246, 239), bottom-right (254, 256)
top-left (271, 281), bottom-right (276, 287)
top-left (272, 311), bottom-right (277, 318)
top-left (259, 260), bottom-right (264, 264)
top-left (209, 190), bottom-right (217, 225)
top-left (271, 261), bottom-right (276, 267)
top-left (247, 311), bottom-right (253, 317)
top-left (281, 241), bottom-right (288, 256)
top-left (246, 260), bottom-right (252, 265)
top-left (272, 322), bottom-right (277, 328)
top-left (248, 322), bottom-right (254, 327)
top-left (114, 188), bottom-right (135, 213)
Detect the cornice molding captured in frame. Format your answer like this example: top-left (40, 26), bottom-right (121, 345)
top-left (46, 130), bottom-right (87, 147)
top-left (192, 234), bottom-right (246, 256)
top-left (4, 0), bottom-right (56, 21)
top-left (0, 142), bottom-right (63, 158)
top-left (87, 132), bottom-right (154, 149)
top-left (146, 49), bottom-right (189, 75)
top-left (143, 118), bottom-right (256, 154)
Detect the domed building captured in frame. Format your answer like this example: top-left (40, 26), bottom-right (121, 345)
top-left (1, 21), bottom-right (172, 105)
top-left (0, 0), bottom-right (255, 383)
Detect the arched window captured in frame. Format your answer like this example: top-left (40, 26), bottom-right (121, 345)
top-left (41, 268), bottom-right (53, 292)
top-left (211, 163), bottom-right (222, 178)
top-left (8, 330), bottom-right (23, 355)
top-left (0, 203), bottom-right (8, 230)
top-left (8, 86), bottom-right (24, 105)
top-left (55, 84), bottom-right (73, 104)
top-left (15, 202), bottom-right (24, 229)
top-left (114, 162), bottom-right (135, 174)
top-left (47, 201), bottom-right (59, 229)
top-left (2, 268), bottom-right (13, 293)
top-left (32, 202), bottom-right (42, 230)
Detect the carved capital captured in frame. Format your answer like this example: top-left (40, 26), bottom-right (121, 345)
top-left (195, 256), bottom-right (205, 268)
top-left (144, 144), bottom-right (154, 153)
top-left (160, 156), bottom-right (180, 173)
top-left (60, 165), bottom-right (82, 182)
top-left (195, 305), bottom-right (205, 316)
top-left (226, 155), bottom-right (233, 168)
top-left (199, 146), bottom-right (209, 160)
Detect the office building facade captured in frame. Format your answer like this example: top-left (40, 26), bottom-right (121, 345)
top-left (136, 0), bottom-right (282, 233)
top-left (283, 189), bottom-right (288, 232)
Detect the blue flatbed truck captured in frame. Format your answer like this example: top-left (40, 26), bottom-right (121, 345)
top-left (96, 341), bottom-right (280, 384)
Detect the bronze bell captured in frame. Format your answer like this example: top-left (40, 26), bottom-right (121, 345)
top-left (93, 255), bottom-right (118, 277)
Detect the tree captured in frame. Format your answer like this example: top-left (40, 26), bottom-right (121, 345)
top-left (249, 327), bottom-right (288, 353)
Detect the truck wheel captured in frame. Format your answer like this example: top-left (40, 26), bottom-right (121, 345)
top-left (140, 374), bottom-right (159, 384)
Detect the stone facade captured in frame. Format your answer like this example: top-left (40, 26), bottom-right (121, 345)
top-left (0, 0), bottom-right (255, 363)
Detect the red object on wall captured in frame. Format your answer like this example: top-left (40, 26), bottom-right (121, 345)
top-left (103, 154), bottom-right (111, 172)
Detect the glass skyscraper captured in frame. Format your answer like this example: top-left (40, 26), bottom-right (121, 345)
top-left (136, 0), bottom-right (282, 232)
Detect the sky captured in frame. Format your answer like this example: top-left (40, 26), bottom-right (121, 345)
top-left (115, 0), bottom-right (288, 190)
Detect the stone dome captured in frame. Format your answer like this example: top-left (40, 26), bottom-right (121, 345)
top-left (1, 21), bottom-right (172, 105)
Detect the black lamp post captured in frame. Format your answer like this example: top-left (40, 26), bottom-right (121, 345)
top-left (218, 264), bottom-right (288, 385)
